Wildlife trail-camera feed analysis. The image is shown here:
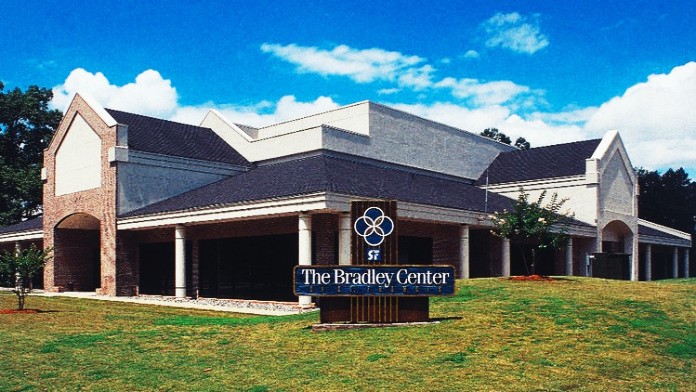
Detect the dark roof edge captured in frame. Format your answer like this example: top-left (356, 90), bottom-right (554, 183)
top-left (126, 147), bottom-right (252, 172)
top-left (0, 216), bottom-right (44, 236)
top-left (256, 149), bottom-right (477, 184)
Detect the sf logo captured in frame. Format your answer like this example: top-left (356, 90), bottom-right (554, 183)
top-left (367, 249), bottom-right (382, 262)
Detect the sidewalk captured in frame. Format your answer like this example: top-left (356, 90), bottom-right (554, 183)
top-left (18, 289), bottom-right (316, 316)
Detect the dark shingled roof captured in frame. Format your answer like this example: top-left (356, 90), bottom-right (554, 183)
top-left (106, 109), bottom-right (250, 167)
top-left (122, 154), bottom-right (514, 217)
top-left (638, 223), bottom-right (690, 242)
top-left (478, 139), bottom-right (602, 185)
top-left (0, 216), bottom-right (43, 235)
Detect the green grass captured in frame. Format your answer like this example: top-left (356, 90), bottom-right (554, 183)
top-left (0, 277), bottom-right (694, 391)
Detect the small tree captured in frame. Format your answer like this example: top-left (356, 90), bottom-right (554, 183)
top-left (0, 245), bottom-right (52, 310)
top-left (480, 128), bottom-right (532, 150)
top-left (480, 128), bottom-right (512, 144)
top-left (514, 137), bottom-right (531, 150)
top-left (490, 188), bottom-right (572, 275)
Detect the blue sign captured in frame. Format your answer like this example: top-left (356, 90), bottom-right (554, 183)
top-left (294, 265), bottom-right (455, 297)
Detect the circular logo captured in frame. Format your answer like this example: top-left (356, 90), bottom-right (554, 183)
top-left (354, 207), bottom-right (394, 246)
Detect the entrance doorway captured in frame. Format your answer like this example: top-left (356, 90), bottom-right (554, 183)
top-left (53, 213), bottom-right (101, 291)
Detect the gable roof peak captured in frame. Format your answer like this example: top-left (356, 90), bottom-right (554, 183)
top-left (590, 129), bottom-right (621, 160)
top-left (72, 92), bottom-right (118, 127)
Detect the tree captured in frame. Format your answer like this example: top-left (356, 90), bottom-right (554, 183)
top-left (0, 245), bottom-right (52, 310)
top-left (480, 128), bottom-right (511, 144)
top-left (490, 188), bottom-right (572, 275)
top-left (637, 167), bottom-right (696, 234)
top-left (0, 82), bottom-right (62, 226)
top-left (480, 128), bottom-right (531, 150)
top-left (514, 137), bottom-right (530, 150)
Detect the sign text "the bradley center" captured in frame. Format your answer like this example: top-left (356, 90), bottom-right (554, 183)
top-left (294, 266), bottom-right (455, 297)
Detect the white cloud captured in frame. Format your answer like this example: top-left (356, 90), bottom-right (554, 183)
top-left (52, 68), bottom-right (340, 129)
top-left (481, 12), bottom-right (549, 54)
top-left (531, 107), bottom-right (598, 125)
top-left (390, 102), bottom-right (511, 133)
top-left (377, 88), bottom-right (401, 95)
top-left (260, 42), bottom-right (540, 106)
top-left (260, 43), bottom-right (426, 84)
top-left (390, 102), bottom-right (584, 147)
top-left (51, 68), bottom-right (178, 118)
top-left (397, 64), bottom-right (436, 90)
top-left (169, 95), bottom-right (340, 127)
top-left (435, 77), bottom-right (532, 106)
top-left (584, 61), bottom-right (696, 169)
top-left (463, 50), bottom-right (480, 59)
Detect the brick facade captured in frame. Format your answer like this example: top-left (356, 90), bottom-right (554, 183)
top-left (42, 95), bottom-right (120, 295)
top-left (312, 214), bottom-right (338, 265)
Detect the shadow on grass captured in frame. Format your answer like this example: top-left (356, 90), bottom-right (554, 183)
top-left (430, 316), bottom-right (463, 322)
top-left (0, 309), bottom-right (61, 314)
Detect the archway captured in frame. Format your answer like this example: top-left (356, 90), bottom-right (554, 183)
top-left (594, 220), bottom-right (634, 279)
top-left (602, 220), bottom-right (633, 254)
top-left (53, 213), bottom-right (101, 291)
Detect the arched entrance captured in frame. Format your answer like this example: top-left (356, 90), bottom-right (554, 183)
top-left (602, 220), bottom-right (633, 254)
top-left (594, 220), bottom-right (634, 279)
top-left (53, 213), bottom-right (101, 291)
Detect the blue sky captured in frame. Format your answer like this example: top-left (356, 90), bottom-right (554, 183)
top-left (3, 0), bottom-right (695, 174)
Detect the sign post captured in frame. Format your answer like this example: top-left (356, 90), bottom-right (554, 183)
top-left (296, 200), bottom-right (455, 324)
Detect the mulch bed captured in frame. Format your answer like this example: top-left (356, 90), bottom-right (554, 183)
top-left (0, 309), bottom-right (38, 314)
top-left (508, 275), bottom-right (554, 281)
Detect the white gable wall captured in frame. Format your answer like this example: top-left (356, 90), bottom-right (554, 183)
top-left (202, 101), bottom-right (514, 179)
top-left (594, 132), bottom-right (638, 261)
top-left (55, 114), bottom-right (102, 196)
top-left (255, 101), bottom-right (370, 138)
top-left (486, 176), bottom-right (599, 226)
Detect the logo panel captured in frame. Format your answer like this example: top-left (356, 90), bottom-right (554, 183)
top-left (354, 207), bottom-right (394, 246)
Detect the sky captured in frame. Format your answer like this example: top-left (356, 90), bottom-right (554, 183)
top-left (2, 0), bottom-right (695, 175)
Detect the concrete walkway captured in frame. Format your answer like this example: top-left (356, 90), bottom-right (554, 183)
top-left (27, 289), bottom-right (315, 316)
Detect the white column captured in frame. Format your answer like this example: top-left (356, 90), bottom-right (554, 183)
top-left (672, 247), bottom-right (679, 279)
top-left (565, 237), bottom-right (573, 276)
top-left (501, 238), bottom-right (510, 277)
top-left (631, 235), bottom-right (639, 282)
top-left (174, 225), bottom-right (187, 298)
top-left (14, 241), bottom-right (22, 255)
top-left (644, 244), bottom-right (652, 281)
top-left (338, 213), bottom-right (351, 266)
top-left (298, 214), bottom-right (313, 306)
top-left (684, 249), bottom-right (690, 278)
top-left (459, 225), bottom-right (470, 279)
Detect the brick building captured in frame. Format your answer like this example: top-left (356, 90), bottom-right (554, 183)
top-left (0, 94), bottom-right (691, 303)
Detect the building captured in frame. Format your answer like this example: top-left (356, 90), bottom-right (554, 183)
top-left (0, 94), bottom-right (691, 303)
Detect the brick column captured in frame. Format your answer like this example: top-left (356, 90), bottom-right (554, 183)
top-left (459, 225), bottom-right (470, 279)
top-left (338, 213), bottom-right (351, 266)
top-left (175, 225), bottom-right (187, 298)
top-left (644, 244), bottom-right (652, 281)
top-left (565, 237), bottom-right (573, 276)
top-left (501, 238), bottom-right (510, 277)
top-left (298, 213), bottom-right (312, 307)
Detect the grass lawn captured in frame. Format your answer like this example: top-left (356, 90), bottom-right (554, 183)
top-left (0, 277), bottom-right (694, 391)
